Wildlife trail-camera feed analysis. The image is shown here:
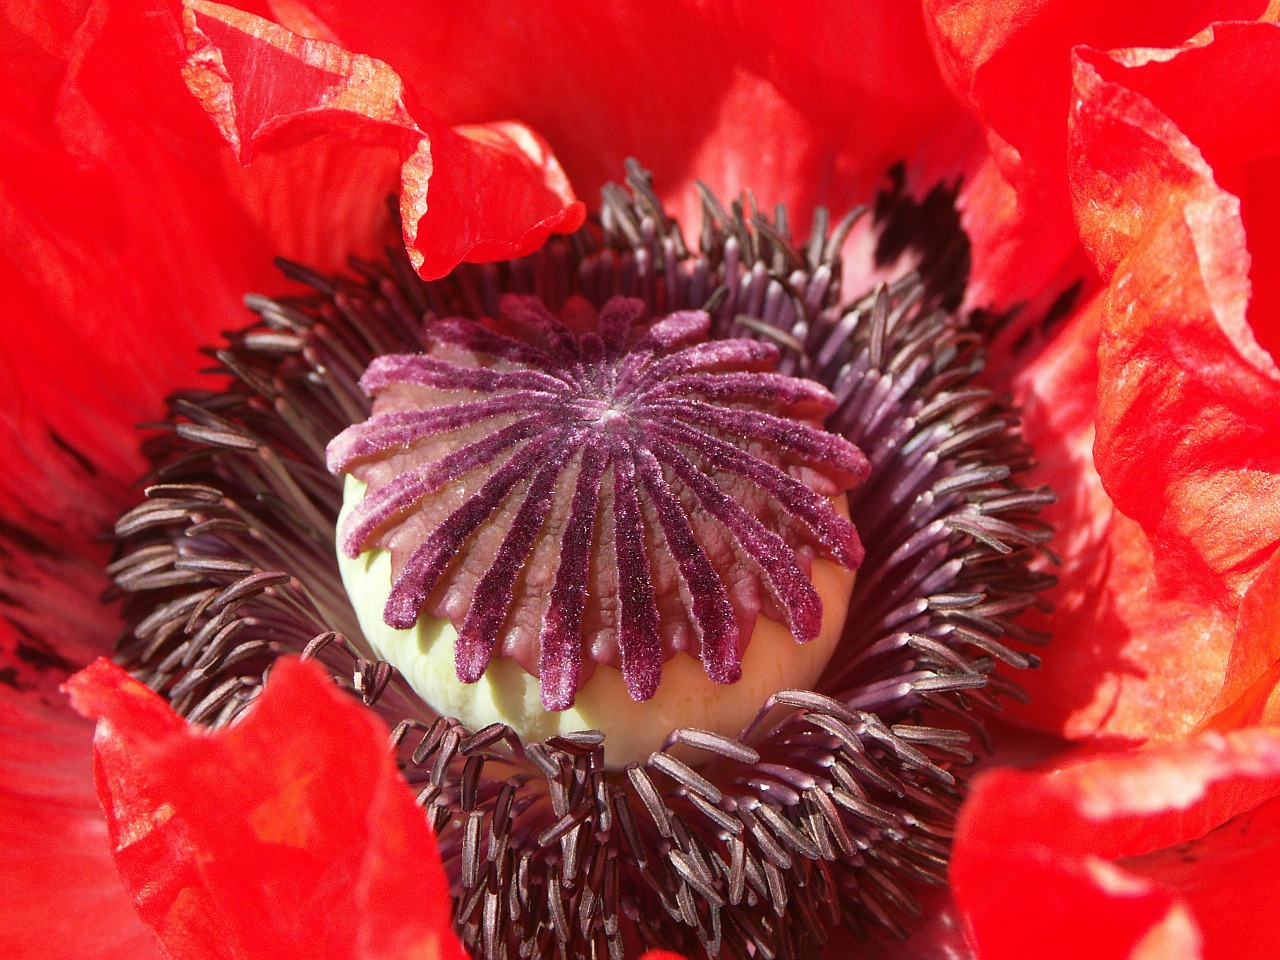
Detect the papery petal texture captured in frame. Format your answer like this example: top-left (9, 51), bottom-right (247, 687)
top-left (4, 0), bottom-right (1280, 958)
top-left (280, 0), bottom-right (978, 238)
top-left (66, 657), bottom-right (469, 960)
top-left (0, 0), bottom-right (381, 513)
top-left (1207, 547), bottom-right (1280, 727)
top-left (924, 0), bottom-right (1271, 305)
top-left (1011, 299), bottom-right (1241, 740)
top-left (181, 0), bottom-right (585, 280)
top-left (1064, 20), bottom-right (1280, 739)
top-left (0, 624), bottom-right (161, 960)
top-left (947, 3), bottom-right (1280, 742)
top-left (953, 727), bottom-right (1280, 960)
top-left (1071, 25), bottom-right (1280, 600)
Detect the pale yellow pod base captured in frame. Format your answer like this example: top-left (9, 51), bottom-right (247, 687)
top-left (337, 476), bottom-right (855, 768)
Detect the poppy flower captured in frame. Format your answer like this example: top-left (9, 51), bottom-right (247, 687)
top-left (3, 2), bottom-right (1280, 959)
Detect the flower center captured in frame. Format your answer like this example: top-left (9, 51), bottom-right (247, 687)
top-left (107, 163), bottom-right (1054, 960)
top-left (327, 292), bottom-right (865, 761)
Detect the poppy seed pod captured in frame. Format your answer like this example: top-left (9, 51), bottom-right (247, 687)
top-left (6, 3), bottom-right (1280, 959)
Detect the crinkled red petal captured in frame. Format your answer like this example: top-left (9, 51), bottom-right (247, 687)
top-left (985, 12), bottom-right (1280, 741)
top-left (1073, 20), bottom-right (1280, 360)
top-left (924, 0), bottom-right (1271, 307)
top-left (953, 727), bottom-right (1280, 960)
top-left (65, 657), bottom-right (469, 960)
top-left (1071, 27), bottom-right (1280, 610)
top-left (0, 629), bottom-right (161, 960)
top-left (1018, 298), bottom-right (1224, 736)
top-left (1202, 546), bottom-right (1280, 727)
top-left (279, 0), bottom-right (974, 238)
top-left (0, 0), bottom-right (277, 507)
top-left (182, 0), bottom-right (584, 280)
top-left (0, 0), bottom-right (571, 516)
top-left (1121, 793), bottom-right (1280, 960)
top-left (1008, 295), bottom-right (1235, 740)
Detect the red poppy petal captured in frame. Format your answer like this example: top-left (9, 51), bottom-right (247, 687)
top-left (181, 0), bottom-right (420, 160)
top-left (182, 0), bottom-right (584, 281)
top-left (953, 728), bottom-right (1280, 960)
top-left (0, 0), bottom-right (277, 493)
top-left (1073, 21), bottom-right (1280, 359)
top-left (1070, 30), bottom-right (1280, 610)
top-left (0, 644), bottom-right (161, 960)
top-left (65, 657), bottom-right (469, 960)
top-left (1121, 793), bottom-right (1280, 960)
top-left (284, 0), bottom-right (974, 238)
top-left (923, 0), bottom-right (1272, 307)
top-left (0, 530), bottom-right (118, 697)
top-left (397, 120), bottom-right (585, 280)
top-left (1209, 663), bottom-right (1280, 729)
top-left (0, 0), bottom-right (428, 534)
top-left (1018, 509), bottom-right (1238, 741)
top-left (1202, 547), bottom-right (1280, 728)
top-left (0, 0), bottom-right (583, 529)
top-left (1002, 296), bottom-right (1231, 740)
top-left (0, 353), bottom-right (123, 696)
top-left (995, 16), bottom-right (1280, 742)
top-left (960, 847), bottom-right (1200, 960)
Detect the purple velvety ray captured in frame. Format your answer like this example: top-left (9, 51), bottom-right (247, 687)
top-left (498, 294), bottom-right (581, 362)
top-left (537, 441), bottom-right (608, 710)
top-left (360, 353), bottom-right (569, 396)
top-left (326, 393), bottom-right (554, 474)
top-left (631, 445), bottom-right (739, 684)
top-left (642, 399), bottom-right (869, 479)
top-left (608, 443), bottom-right (662, 702)
top-left (638, 309), bottom-right (711, 351)
top-left (327, 295), bottom-right (869, 708)
top-left (646, 433), bottom-right (824, 643)
top-left (428, 316), bottom-right (558, 369)
top-left (597, 296), bottom-right (646, 352)
top-left (339, 413), bottom-right (555, 558)
top-left (383, 430), bottom-right (565, 629)
top-left (455, 458), bottom-right (564, 684)
top-left (649, 371), bottom-right (838, 417)
top-left (645, 338), bottom-right (778, 379)
top-left (651, 419), bottom-right (865, 567)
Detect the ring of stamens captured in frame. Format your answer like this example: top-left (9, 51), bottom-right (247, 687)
top-left (109, 163), bottom-right (1054, 960)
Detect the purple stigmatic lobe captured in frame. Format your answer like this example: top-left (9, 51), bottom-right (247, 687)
top-left (327, 293), bottom-right (868, 709)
